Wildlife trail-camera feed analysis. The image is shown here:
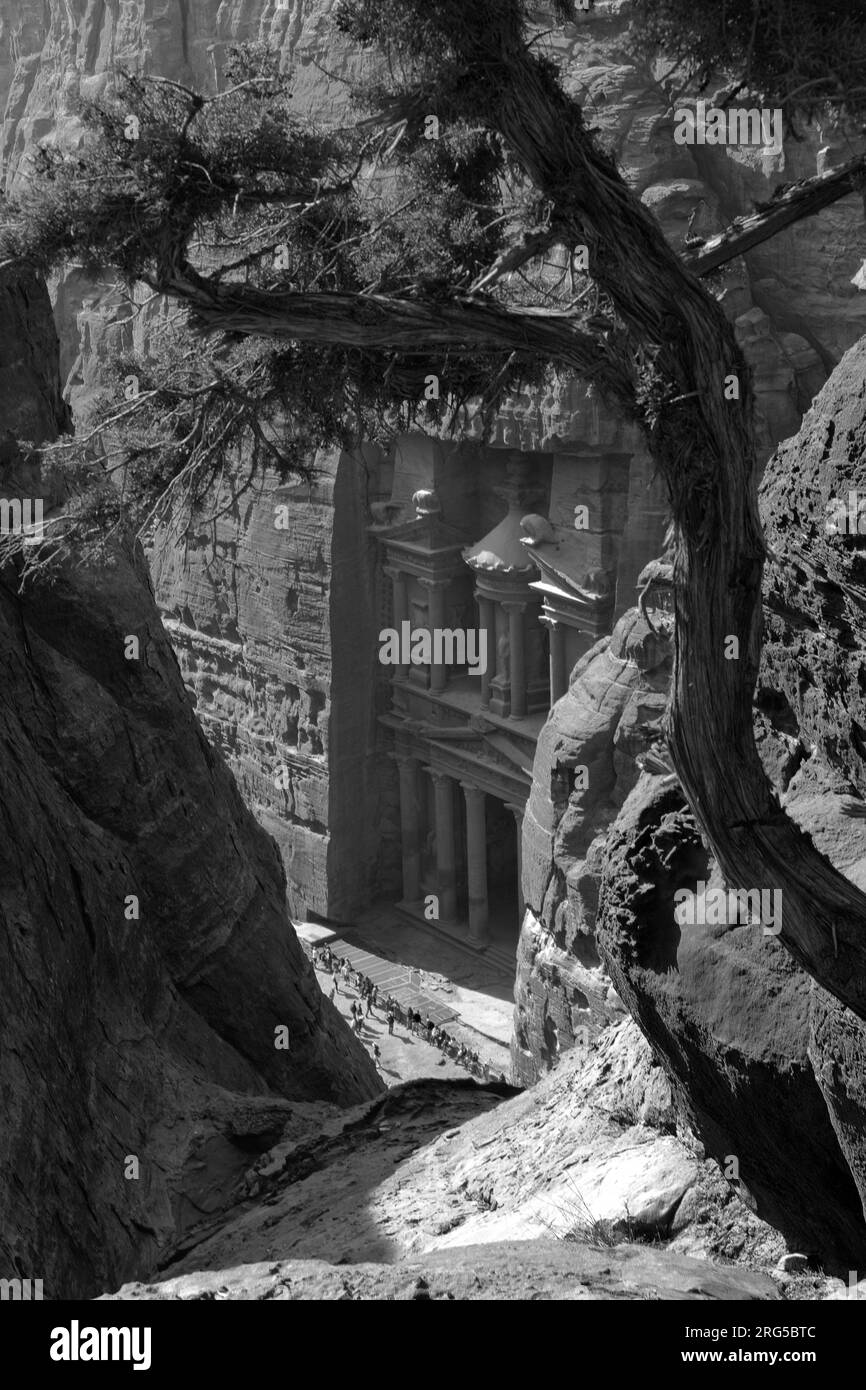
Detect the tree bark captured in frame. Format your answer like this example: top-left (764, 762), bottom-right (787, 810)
top-left (686, 153), bottom-right (866, 277)
top-left (165, 269), bottom-right (630, 393)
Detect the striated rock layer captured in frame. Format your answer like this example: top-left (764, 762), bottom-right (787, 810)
top-left (0, 267), bottom-right (380, 1300)
top-left (147, 447), bottom-right (395, 919)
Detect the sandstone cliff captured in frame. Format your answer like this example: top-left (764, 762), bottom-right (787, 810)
top-left (0, 265), bottom-right (380, 1300)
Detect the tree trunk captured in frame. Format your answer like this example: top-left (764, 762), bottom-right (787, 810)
top-left (154, 17), bottom-right (866, 1017)
top-left (482, 39), bottom-right (866, 1016)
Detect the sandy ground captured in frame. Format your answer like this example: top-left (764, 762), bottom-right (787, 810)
top-left (297, 905), bottom-right (515, 1085)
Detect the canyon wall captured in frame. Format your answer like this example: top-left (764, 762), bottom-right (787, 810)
top-left (0, 264), bottom-right (380, 1299)
top-left (147, 445), bottom-right (396, 920)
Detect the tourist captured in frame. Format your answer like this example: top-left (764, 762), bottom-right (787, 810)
top-left (387, 1009), bottom-right (395, 1035)
top-left (425, 1017), bottom-right (434, 1043)
top-left (365, 990), bottom-right (374, 1018)
top-left (373, 1043), bottom-right (381, 1069)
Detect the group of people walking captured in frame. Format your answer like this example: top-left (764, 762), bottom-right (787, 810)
top-left (310, 942), bottom-right (505, 1083)
top-left (315, 947), bottom-right (377, 1010)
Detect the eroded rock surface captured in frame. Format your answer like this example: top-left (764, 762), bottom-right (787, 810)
top-left (127, 1015), bottom-right (782, 1288)
top-left (0, 268), bottom-right (380, 1300)
top-left (596, 779), bottom-right (866, 1269)
top-left (514, 610), bottom-right (671, 1083)
top-left (759, 335), bottom-right (866, 1237)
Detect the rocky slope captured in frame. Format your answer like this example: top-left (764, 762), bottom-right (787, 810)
top-left (0, 265), bottom-right (380, 1300)
top-left (100, 1014), bottom-right (795, 1300)
top-left (102, 1239), bottom-right (783, 1302)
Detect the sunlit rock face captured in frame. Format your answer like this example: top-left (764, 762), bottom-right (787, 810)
top-left (513, 606), bottom-right (671, 1084)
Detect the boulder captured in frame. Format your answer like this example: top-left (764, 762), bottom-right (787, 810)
top-left (596, 777), bottom-right (866, 1269)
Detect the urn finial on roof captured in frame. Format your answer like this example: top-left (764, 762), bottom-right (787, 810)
top-left (463, 453), bottom-right (542, 578)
